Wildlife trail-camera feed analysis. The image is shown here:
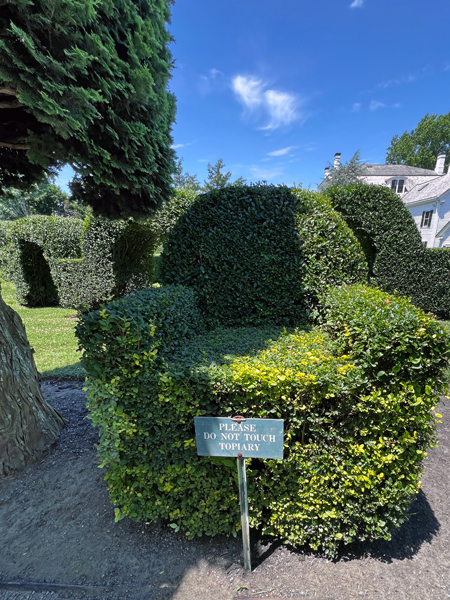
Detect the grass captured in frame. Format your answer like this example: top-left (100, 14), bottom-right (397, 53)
top-left (1, 278), bottom-right (85, 380)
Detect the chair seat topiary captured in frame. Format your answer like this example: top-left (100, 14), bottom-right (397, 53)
top-left (77, 281), bottom-right (450, 556)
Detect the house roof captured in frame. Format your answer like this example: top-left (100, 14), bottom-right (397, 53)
top-left (436, 219), bottom-right (450, 238)
top-left (362, 164), bottom-right (439, 177)
top-left (403, 172), bottom-right (450, 205)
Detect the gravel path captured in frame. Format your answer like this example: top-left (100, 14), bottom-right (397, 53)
top-left (0, 381), bottom-right (449, 600)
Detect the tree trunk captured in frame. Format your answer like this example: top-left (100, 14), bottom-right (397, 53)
top-left (0, 283), bottom-right (65, 478)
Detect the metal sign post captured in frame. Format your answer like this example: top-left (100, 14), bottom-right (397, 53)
top-left (237, 453), bottom-right (251, 571)
top-left (194, 414), bottom-right (284, 572)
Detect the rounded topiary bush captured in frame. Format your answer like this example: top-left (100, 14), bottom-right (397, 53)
top-left (160, 184), bottom-right (367, 328)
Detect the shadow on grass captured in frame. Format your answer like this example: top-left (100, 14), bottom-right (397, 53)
top-left (40, 361), bottom-right (86, 381)
top-left (250, 489), bottom-right (439, 568)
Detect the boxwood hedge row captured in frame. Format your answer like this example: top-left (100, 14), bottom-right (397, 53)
top-left (2, 215), bottom-right (158, 309)
top-left (326, 183), bottom-right (450, 318)
top-left (161, 184), bottom-right (367, 328)
top-left (76, 283), bottom-right (450, 556)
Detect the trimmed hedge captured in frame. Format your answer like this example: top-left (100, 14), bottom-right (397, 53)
top-left (326, 183), bottom-right (450, 318)
top-left (0, 220), bottom-right (14, 280)
top-left (76, 284), bottom-right (204, 377)
top-left (161, 184), bottom-right (367, 327)
top-left (2, 215), bottom-right (158, 310)
top-left (295, 190), bottom-right (368, 312)
top-left (320, 284), bottom-right (450, 390)
top-left (76, 283), bottom-right (450, 556)
top-left (6, 216), bottom-right (83, 306)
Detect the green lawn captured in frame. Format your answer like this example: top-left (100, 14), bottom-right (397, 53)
top-left (1, 278), bottom-right (85, 380)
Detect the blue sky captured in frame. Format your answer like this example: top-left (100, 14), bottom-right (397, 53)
top-left (57, 0), bottom-right (450, 192)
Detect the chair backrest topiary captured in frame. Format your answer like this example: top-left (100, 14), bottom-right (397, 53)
top-left (326, 183), bottom-right (450, 318)
top-left (160, 184), bottom-right (368, 328)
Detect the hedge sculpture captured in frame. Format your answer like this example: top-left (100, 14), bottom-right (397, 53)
top-left (77, 283), bottom-right (450, 555)
top-left (161, 184), bottom-right (367, 327)
top-left (2, 215), bottom-right (158, 310)
top-left (76, 183), bottom-right (450, 555)
top-left (326, 183), bottom-right (450, 318)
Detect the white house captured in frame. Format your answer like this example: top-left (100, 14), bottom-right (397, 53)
top-left (321, 152), bottom-right (450, 248)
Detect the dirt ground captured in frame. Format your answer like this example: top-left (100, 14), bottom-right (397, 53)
top-left (0, 382), bottom-right (449, 600)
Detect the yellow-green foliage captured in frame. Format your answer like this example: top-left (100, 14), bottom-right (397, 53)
top-left (77, 284), bottom-right (450, 555)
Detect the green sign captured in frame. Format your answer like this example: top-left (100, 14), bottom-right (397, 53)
top-left (194, 415), bottom-right (285, 572)
top-left (194, 416), bottom-right (284, 459)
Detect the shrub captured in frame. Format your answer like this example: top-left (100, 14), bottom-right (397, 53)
top-left (326, 183), bottom-right (450, 318)
top-left (76, 285), bottom-right (204, 378)
top-left (0, 220), bottom-right (14, 280)
top-left (77, 284), bottom-right (449, 556)
top-left (320, 283), bottom-right (450, 391)
top-left (3, 215), bottom-right (159, 310)
top-left (54, 216), bottom-right (158, 310)
top-left (295, 190), bottom-right (368, 312)
top-left (7, 215), bottom-right (83, 306)
top-left (161, 184), bottom-right (367, 328)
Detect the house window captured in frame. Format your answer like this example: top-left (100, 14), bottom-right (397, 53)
top-left (421, 210), bottom-right (433, 228)
top-left (390, 179), bottom-right (405, 193)
top-left (422, 241), bottom-right (428, 247)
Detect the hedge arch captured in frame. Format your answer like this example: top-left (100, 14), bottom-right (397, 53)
top-left (161, 184), bottom-right (368, 328)
top-left (18, 241), bottom-right (59, 307)
top-left (2, 215), bottom-right (159, 310)
top-left (326, 183), bottom-right (450, 318)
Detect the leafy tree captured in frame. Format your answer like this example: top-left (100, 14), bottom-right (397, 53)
top-left (172, 158), bottom-right (201, 192)
top-left (0, 0), bottom-right (176, 219)
top-left (319, 150), bottom-right (366, 191)
top-left (386, 113), bottom-right (450, 171)
top-left (202, 158), bottom-right (246, 191)
top-left (0, 179), bottom-right (72, 220)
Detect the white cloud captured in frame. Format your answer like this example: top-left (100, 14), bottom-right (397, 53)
top-left (351, 103), bottom-right (362, 112)
top-left (263, 90), bottom-right (299, 130)
top-left (209, 68), bottom-right (224, 79)
top-left (350, 0), bottom-right (364, 7)
top-left (171, 143), bottom-right (184, 149)
top-left (369, 100), bottom-right (386, 111)
top-left (231, 75), bottom-right (304, 130)
top-left (250, 166), bottom-right (283, 180)
top-left (232, 76), bottom-right (265, 110)
top-left (376, 74), bottom-right (417, 89)
top-left (267, 146), bottom-right (296, 157)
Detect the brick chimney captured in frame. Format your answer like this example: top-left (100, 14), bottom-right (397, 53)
top-left (324, 167), bottom-right (330, 178)
top-left (435, 152), bottom-right (446, 175)
top-left (334, 153), bottom-right (341, 169)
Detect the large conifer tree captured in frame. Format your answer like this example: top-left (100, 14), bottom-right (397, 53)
top-left (0, 0), bottom-right (175, 218)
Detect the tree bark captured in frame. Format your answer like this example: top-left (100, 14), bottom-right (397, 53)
top-left (0, 141), bottom-right (30, 150)
top-left (0, 99), bottom-right (23, 109)
top-left (0, 87), bottom-right (17, 96)
top-left (0, 283), bottom-right (65, 478)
